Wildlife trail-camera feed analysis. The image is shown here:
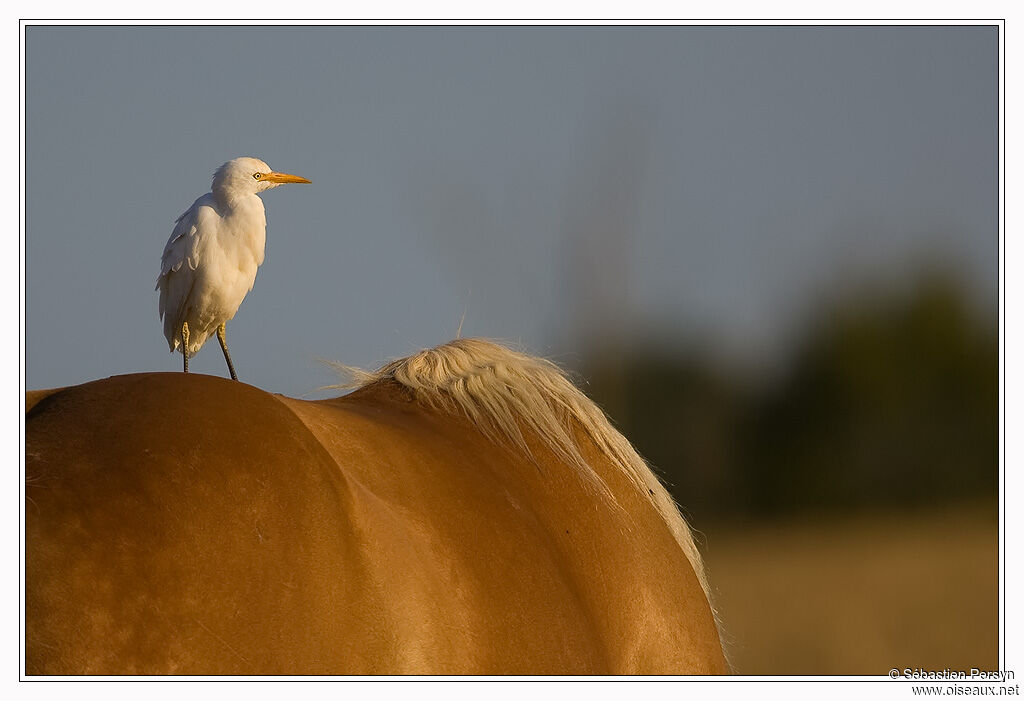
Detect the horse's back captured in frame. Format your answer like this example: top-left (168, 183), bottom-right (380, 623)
top-left (26, 372), bottom-right (725, 674)
top-left (27, 373), bottom-right (370, 674)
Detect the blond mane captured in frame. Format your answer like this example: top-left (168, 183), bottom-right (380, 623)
top-left (326, 338), bottom-right (710, 601)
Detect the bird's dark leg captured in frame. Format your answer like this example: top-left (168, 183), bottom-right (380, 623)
top-left (217, 323), bottom-right (238, 381)
top-left (181, 322), bottom-right (190, 374)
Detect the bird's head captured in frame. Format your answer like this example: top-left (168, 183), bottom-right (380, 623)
top-left (212, 157), bottom-right (311, 199)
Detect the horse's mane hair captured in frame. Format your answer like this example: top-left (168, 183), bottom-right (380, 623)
top-left (325, 337), bottom-right (710, 602)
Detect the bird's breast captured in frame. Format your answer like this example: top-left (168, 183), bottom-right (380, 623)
top-left (189, 203), bottom-right (266, 321)
top-left (218, 201), bottom-right (267, 267)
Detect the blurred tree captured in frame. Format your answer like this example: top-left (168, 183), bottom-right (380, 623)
top-left (741, 271), bottom-right (997, 516)
top-left (581, 270), bottom-right (997, 522)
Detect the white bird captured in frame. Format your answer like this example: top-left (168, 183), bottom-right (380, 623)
top-left (156, 157), bottom-right (311, 380)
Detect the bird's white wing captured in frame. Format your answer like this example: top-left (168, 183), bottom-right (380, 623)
top-left (157, 195), bottom-right (215, 278)
top-left (156, 194), bottom-right (221, 346)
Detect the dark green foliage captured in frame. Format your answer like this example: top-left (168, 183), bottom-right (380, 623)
top-left (581, 272), bottom-right (997, 522)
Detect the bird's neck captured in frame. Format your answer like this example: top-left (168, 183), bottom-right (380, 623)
top-left (214, 189), bottom-right (264, 213)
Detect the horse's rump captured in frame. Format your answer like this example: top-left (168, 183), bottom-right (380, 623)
top-left (25, 340), bottom-right (726, 674)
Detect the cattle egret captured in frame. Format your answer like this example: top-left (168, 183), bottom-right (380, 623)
top-left (156, 157), bottom-right (310, 380)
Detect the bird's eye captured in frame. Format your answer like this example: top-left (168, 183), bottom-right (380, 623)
top-left (253, 172), bottom-right (262, 180)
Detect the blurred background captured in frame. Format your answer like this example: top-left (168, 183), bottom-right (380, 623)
top-left (25, 25), bottom-right (998, 674)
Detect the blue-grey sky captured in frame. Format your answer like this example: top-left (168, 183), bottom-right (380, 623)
top-left (25, 25), bottom-right (997, 396)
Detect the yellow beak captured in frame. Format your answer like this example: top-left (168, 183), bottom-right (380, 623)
top-left (263, 171), bottom-right (312, 184)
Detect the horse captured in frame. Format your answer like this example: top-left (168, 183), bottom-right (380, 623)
top-left (25, 338), bottom-right (726, 675)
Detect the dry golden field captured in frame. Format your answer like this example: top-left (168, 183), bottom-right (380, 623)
top-left (702, 502), bottom-right (998, 675)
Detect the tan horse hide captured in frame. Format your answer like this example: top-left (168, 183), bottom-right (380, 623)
top-left (25, 339), bottom-right (727, 675)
